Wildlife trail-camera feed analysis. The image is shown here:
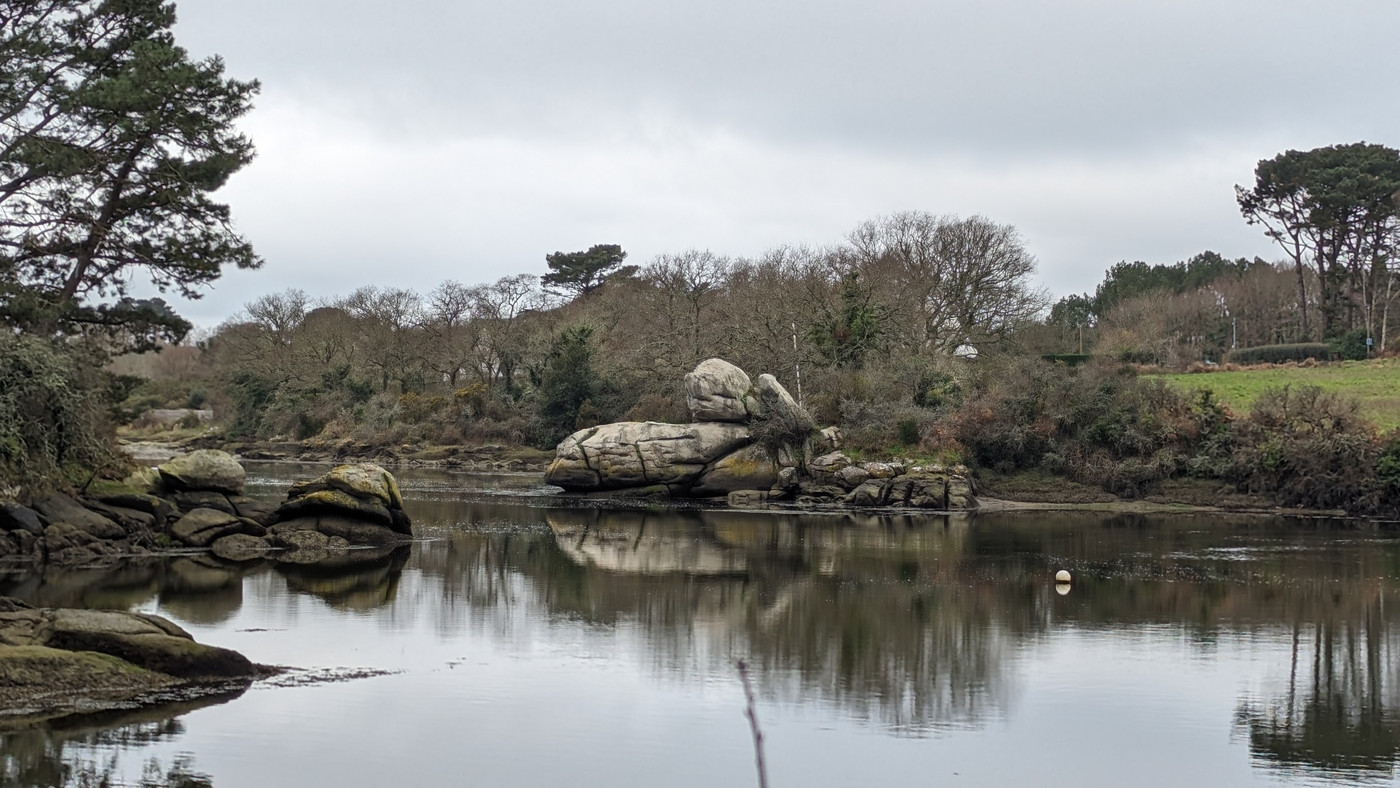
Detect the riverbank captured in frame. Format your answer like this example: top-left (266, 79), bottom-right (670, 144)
top-left (121, 433), bottom-right (555, 472)
top-left (120, 436), bottom-right (1356, 518)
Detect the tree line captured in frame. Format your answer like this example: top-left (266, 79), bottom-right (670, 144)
top-left (201, 212), bottom-right (1045, 448)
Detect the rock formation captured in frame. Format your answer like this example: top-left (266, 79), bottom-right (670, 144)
top-left (544, 358), bottom-right (977, 510)
top-left (265, 463), bottom-right (413, 548)
top-left (0, 596), bottom-right (258, 719)
top-left (0, 453), bottom-right (412, 567)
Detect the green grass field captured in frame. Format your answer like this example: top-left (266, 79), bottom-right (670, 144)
top-left (1151, 358), bottom-right (1400, 432)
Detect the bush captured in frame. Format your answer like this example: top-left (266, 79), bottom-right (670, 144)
top-left (1224, 385), bottom-right (1376, 509)
top-left (0, 335), bottom-right (119, 495)
top-left (1329, 329), bottom-right (1370, 361)
top-left (1226, 343), bottom-right (1331, 364)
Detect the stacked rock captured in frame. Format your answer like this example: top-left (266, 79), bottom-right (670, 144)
top-left (266, 463), bottom-right (413, 549)
top-left (158, 450), bottom-right (275, 562)
top-left (543, 357), bottom-right (979, 511)
top-left (545, 358), bottom-right (810, 497)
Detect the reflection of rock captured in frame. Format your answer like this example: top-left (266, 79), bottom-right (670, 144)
top-left (274, 545), bottom-right (409, 610)
top-left (157, 558), bottom-right (244, 625)
top-left (546, 510), bottom-right (747, 575)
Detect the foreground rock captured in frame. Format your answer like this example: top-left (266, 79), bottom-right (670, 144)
top-left (267, 463), bottom-right (413, 546)
top-left (0, 598), bottom-right (257, 719)
top-left (545, 358), bottom-right (977, 511)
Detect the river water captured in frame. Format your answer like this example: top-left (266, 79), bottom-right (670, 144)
top-left (3, 462), bottom-right (1400, 787)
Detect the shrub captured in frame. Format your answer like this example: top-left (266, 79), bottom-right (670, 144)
top-left (1329, 329), bottom-right (1370, 361)
top-left (896, 418), bottom-right (920, 446)
top-left (1226, 343), bottom-right (1331, 364)
top-left (0, 335), bottom-right (119, 495)
top-left (1224, 385), bottom-right (1377, 509)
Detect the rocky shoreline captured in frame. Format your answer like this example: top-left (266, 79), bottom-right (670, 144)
top-left (0, 597), bottom-right (262, 724)
top-left (0, 451), bottom-right (414, 569)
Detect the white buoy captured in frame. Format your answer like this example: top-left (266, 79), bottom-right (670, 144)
top-left (1055, 583), bottom-right (1071, 596)
top-left (1055, 569), bottom-right (1072, 584)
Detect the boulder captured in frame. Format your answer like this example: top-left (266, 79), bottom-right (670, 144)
top-left (210, 534), bottom-right (272, 562)
top-left (171, 490), bottom-right (236, 515)
top-left (170, 507), bottom-right (245, 547)
top-left (749, 373), bottom-right (803, 424)
top-left (684, 358), bottom-right (753, 423)
top-left (32, 494), bottom-right (124, 538)
top-left (271, 464), bottom-right (413, 542)
top-left (545, 421), bottom-right (751, 492)
top-left (158, 449), bottom-right (246, 495)
top-left (42, 608), bottom-right (253, 678)
top-left (0, 503), bottom-right (45, 536)
top-left (95, 493), bottom-right (178, 524)
top-left (80, 501), bottom-right (155, 532)
top-left (275, 515), bottom-right (408, 547)
top-left (277, 488), bottom-right (392, 527)
top-left (268, 528), bottom-right (330, 551)
top-left (228, 495), bottom-right (276, 525)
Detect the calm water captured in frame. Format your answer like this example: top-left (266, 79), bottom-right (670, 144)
top-left (4, 462), bottom-right (1400, 787)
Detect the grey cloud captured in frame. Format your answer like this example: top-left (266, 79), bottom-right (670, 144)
top-left (175, 0), bottom-right (1399, 154)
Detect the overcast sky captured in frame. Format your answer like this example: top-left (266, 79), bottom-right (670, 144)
top-left (162, 0), bottom-right (1400, 327)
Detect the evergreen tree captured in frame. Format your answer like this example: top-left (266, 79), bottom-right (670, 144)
top-left (0, 0), bottom-right (261, 349)
top-left (540, 244), bottom-right (630, 299)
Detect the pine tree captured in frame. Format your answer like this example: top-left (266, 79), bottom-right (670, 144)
top-left (0, 0), bottom-right (261, 350)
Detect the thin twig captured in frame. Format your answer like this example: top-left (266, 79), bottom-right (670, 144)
top-left (737, 659), bottom-right (770, 788)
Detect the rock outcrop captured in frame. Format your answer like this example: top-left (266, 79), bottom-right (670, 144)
top-left (266, 463), bottom-right (413, 547)
top-left (0, 597), bottom-right (257, 721)
top-left (0, 452), bottom-right (411, 567)
top-left (544, 358), bottom-right (977, 510)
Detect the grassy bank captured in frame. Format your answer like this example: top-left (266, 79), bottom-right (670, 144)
top-left (1151, 359), bottom-right (1400, 431)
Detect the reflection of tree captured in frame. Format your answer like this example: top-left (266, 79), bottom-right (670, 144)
top-left (0, 690), bottom-right (237, 787)
top-left (1235, 584), bottom-right (1400, 779)
top-left (410, 505), bottom-right (1033, 733)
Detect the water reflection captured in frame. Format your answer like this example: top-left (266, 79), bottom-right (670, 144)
top-left (5, 466), bottom-right (1400, 786)
top-left (0, 690), bottom-right (235, 787)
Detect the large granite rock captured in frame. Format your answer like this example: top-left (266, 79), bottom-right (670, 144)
top-left (542, 357), bottom-right (977, 510)
top-left (158, 449), bottom-right (246, 495)
top-left (684, 358), bottom-right (753, 423)
top-left (545, 421), bottom-right (751, 492)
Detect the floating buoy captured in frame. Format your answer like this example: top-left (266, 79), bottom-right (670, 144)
top-left (1055, 569), bottom-right (1072, 584)
top-left (1055, 583), bottom-right (1071, 596)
